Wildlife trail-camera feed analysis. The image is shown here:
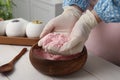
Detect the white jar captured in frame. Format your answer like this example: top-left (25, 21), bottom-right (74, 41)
top-left (6, 19), bottom-right (26, 37)
top-left (26, 20), bottom-right (44, 38)
top-left (0, 21), bottom-right (7, 36)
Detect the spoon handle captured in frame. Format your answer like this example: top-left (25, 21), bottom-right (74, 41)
top-left (10, 48), bottom-right (27, 64)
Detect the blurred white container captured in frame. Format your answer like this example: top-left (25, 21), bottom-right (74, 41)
top-left (26, 20), bottom-right (44, 38)
top-left (6, 18), bottom-right (28, 37)
top-left (0, 21), bottom-right (8, 36)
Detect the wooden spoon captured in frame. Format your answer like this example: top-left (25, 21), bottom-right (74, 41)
top-left (0, 48), bottom-right (27, 73)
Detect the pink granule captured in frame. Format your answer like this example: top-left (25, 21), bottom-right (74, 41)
top-left (41, 33), bottom-right (69, 49)
top-left (36, 33), bottom-right (80, 60)
top-left (33, 48), bottom-right (81, 60)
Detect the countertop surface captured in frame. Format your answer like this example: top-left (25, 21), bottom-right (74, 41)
top-left (0, 44), bottom-right (120, 80)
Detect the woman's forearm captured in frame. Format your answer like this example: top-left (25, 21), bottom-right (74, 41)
top-left (94, 0), bottom-right (120, 23)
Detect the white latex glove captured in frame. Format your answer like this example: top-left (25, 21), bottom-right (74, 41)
top-left (38, 6), bottom-right (82, 47)
top-left (38, 6), bottom-right (82, 39)
top-left (47, 10), bottom-right (99, 55)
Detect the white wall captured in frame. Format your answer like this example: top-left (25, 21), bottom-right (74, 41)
top-left (12, 0), bottom-right (63, 24)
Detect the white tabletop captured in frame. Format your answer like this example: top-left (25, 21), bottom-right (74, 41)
top-left (0, 44), bottom-right (120, 80)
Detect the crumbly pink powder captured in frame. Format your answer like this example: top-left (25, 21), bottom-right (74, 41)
top-left (34, 48), bottom-right (80, 60)
top-left (36, 33), bottom-right (80, 60)
top-left (42, 33), bottom-right (69, 48)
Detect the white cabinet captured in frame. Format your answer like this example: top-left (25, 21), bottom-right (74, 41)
top-left (12, 0), bottom-right (63, 24)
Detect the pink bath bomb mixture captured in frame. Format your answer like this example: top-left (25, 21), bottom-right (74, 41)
top-left (41, 33), bottom-right (69, 48)
top-left (36, 33), bottom-right (80, 60)
top-left (33, 48), bottom-right (81, 60)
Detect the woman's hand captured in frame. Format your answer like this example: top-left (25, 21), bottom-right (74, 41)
top-left (38, 6), bottom-right (82, 47)
top-left (39, 6), bottom-right (82, 38)
top-left (46, 10), bottom-right (101, 55)
top-left (59, 10), bottom-right (101, 55)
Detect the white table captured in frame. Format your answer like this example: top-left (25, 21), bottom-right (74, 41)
top-left (0, 44), bottom-right (120, 80)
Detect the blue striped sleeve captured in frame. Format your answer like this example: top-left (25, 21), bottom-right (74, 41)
top-left (63, 0), bottom-right (90, 11)
top-left (94, 0), bottom-right (120, 23)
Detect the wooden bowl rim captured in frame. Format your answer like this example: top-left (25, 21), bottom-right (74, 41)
top-left (30, 43), bottom-right (87, 62)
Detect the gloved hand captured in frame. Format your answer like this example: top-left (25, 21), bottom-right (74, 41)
top-left (45, 10), bottom-right (101, 55)
top-left (59, 10), bottom-right (101, 55)
top-left (38, 6), bottom-right (82, 48)
top-left (38, 6), bottom-right (82, 39)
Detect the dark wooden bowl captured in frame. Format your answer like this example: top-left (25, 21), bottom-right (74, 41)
top-left (29, 43), bottom-right (87, 76)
